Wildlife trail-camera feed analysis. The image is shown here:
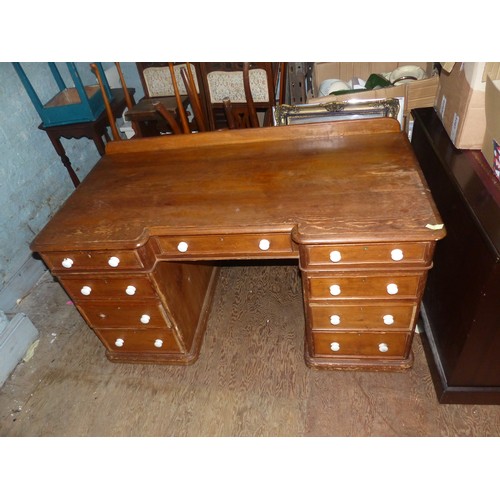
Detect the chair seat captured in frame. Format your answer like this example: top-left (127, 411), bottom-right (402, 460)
top-left (124, 96), bottom-right (186, 122)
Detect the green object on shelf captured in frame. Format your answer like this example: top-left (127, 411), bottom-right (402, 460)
top-left (364, 73), bottom-right (392, 90)
top-left (329, 73), bottom-right (393, 96)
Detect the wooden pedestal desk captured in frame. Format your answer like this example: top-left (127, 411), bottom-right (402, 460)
top-left (30, 118), bottom-right (445, 371)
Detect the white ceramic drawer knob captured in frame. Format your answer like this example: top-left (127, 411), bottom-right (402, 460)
top-left (125, 285), bottom-right (136, 296)
top-left (391, 248), bottom-right (404, 261)
top-left (386, 283), bottom-right (399, 295)
top-left (108, 256), bottom-right (120, 267)
top-left (177, 241), bottom-right (188, 253)
top-left (378, 342), bottom-right (389, 353)
top-left (80, 286), bottom-right (92, 296)
top-left (62, 258), bottom-right (74, 269)
top-left (330, 342), bottom-right (340, 352)
top-left (329, 284), bottom-right (341, 296)
top-left (330, 314), bottom-right (341, 325)
top-left (154, 339), bottom-right (163, 348)
top-left (329, 250), bottom-right (342, 263)
top-left (140, 314), bottom-right (151, 324)
top-left (383, 314), bottom-right (395, 325)
top-left (259, 239), bottom-right (271, 251)
top-left (115, 338), bottom-right (124, 347)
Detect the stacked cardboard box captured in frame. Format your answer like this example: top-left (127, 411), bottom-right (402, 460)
top-left (307, 62), bottom-right (439, 125)
top-left (435, 62), bottom-right (500, 150)
top-left (481, 76), bottom-right (500, 179)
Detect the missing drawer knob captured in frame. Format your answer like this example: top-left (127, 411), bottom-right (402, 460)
top-left (330, 341), bottom-right (340, 352)
top-left (115, 338), bottom-right (124, 347)
top-left (330, 314), bottom-right (341, 325)
top-left (329, 250), bottom-right (342, 263)
top-left (329, 284), bottom-right (341, 296)
top-left (378, 343), bottom-right (389, 353)
top-left (80, 286), bottom-right (92, 296)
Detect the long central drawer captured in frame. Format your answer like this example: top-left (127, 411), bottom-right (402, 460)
top-left (156, 233), bottom-right (297, 259)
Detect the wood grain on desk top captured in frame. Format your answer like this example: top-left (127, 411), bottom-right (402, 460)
top-left (31, 118), bottom-right (445, 252)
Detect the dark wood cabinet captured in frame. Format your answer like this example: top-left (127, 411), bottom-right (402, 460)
top-left (411, 107), bottom-right (500, 404)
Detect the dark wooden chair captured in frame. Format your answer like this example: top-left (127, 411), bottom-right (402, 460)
top-left (180, 66), bottom-right (208, 132)
top-left (199, 62), bottom-right (277, 130)
top-left (222, 63), bottom-right (259, 129)
top-left (90, 63), bottom-right (135, 141)
top-left (128, 62), bottom-right (206, 136)
top-left (278, 62), bottom-right (287, 105)
top-left (151, 63), bottom-right (209, 135)
top-left (136, 62), bottom-right (203, 100)
top-left (151, 101), bottom-right (182, 135)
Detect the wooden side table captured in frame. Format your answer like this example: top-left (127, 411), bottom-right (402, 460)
top-left (39, 88), bottom-right (135, 187)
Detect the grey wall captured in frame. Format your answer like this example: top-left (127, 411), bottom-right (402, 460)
top-left (0, 62), bottom-right (142, 309)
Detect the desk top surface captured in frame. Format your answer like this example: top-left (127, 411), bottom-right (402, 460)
top-left (32, 118), bottom-right (445, 252)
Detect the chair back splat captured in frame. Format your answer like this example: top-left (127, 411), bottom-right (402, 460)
top-left (199, 62), bottom-right (276, 130)
top-left (168, 63), bottom-right (191, 134)
top-left (181, 66), bottom-right (208, 132)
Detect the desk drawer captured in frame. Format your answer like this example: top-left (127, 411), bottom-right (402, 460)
top-left (309, 302), bottom-right (417, 331)
top-left (301, 242), bottom-right (432, 269)
top-left (156, 233), bottom-right (296, 259)
top-left (306, 273), bottom-right (424, 300)
top-left (96, 328), bottom-right (181, 353)
top-left (77, 300), bottom-right (172, 329)
top-left (313, 331), bottom-right (410, 358)
top-left (60, 275), bottom-right (157, 301)
top-left (43, 250), bottom-right (145, 273)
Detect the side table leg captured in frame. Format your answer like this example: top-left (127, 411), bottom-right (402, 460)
top-left (47, 135), bottom-right (80, 188)
top-left (92, 132), bottom-right (107, 156)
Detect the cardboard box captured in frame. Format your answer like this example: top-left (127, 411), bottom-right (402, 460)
top-left (307, 62), bottom-right (438, 121)
top-left (481, 76), bottom-right (500, 179)
top-left (435, 62), bottom-right (500, 149)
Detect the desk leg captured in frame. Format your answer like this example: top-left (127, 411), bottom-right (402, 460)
top-left (47, 135), bottom-right (80, 188)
